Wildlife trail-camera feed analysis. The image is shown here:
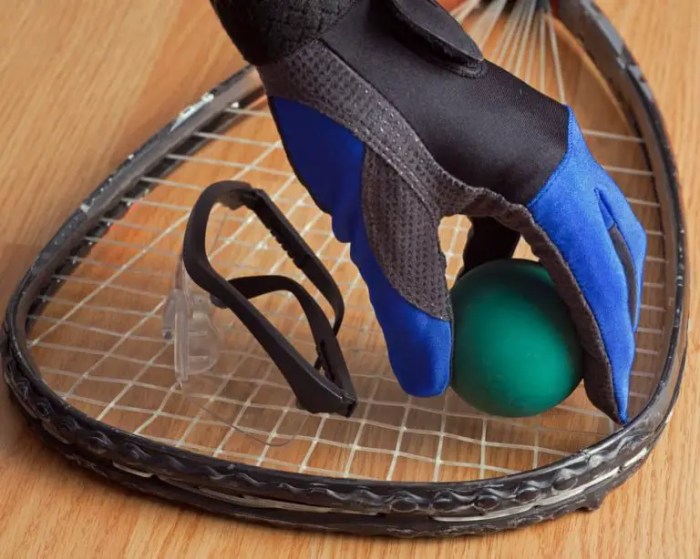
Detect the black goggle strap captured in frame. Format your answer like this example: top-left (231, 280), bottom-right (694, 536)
top-left (182, 181), bottom-right (356, 417)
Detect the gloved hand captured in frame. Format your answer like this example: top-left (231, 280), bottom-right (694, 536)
top-left (209, 0), bottom-right (646, 423)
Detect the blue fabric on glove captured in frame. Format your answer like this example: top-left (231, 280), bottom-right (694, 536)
top-left (271, 96), bottom-right (453, 397)
top-left (529, 109), bottom-right (647, 421)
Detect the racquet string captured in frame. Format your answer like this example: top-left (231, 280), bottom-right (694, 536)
top-left (27, 0), bottom-right (667, 481)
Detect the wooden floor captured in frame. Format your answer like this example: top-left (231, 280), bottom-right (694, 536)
top-left (0, 1), bottom-right (698, 557)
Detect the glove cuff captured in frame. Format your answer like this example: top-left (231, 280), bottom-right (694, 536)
top-left (210, 0), bottom-right (359, 65)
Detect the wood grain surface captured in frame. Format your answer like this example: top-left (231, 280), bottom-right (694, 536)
top-left (0, 1), bottom-right (698, 557)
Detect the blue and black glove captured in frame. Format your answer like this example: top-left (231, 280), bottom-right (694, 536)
top-left (209, 0), bottom-right (646, 423)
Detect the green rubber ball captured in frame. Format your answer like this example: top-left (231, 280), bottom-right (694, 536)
top-left (450, 259), bottom-right (583, 417)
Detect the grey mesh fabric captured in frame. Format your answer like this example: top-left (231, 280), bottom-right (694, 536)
top-left (362, 150), bottom-right (449, 320)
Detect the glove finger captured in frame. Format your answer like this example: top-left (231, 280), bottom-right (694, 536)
top-left (271, 96), bottom-right (453, 398)
top-left (459, 217), bottom-right (520, 278)
top-left (527, 109), bottom-right (647, 422)
top-left (361, 149), bottom-right (454, 397)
